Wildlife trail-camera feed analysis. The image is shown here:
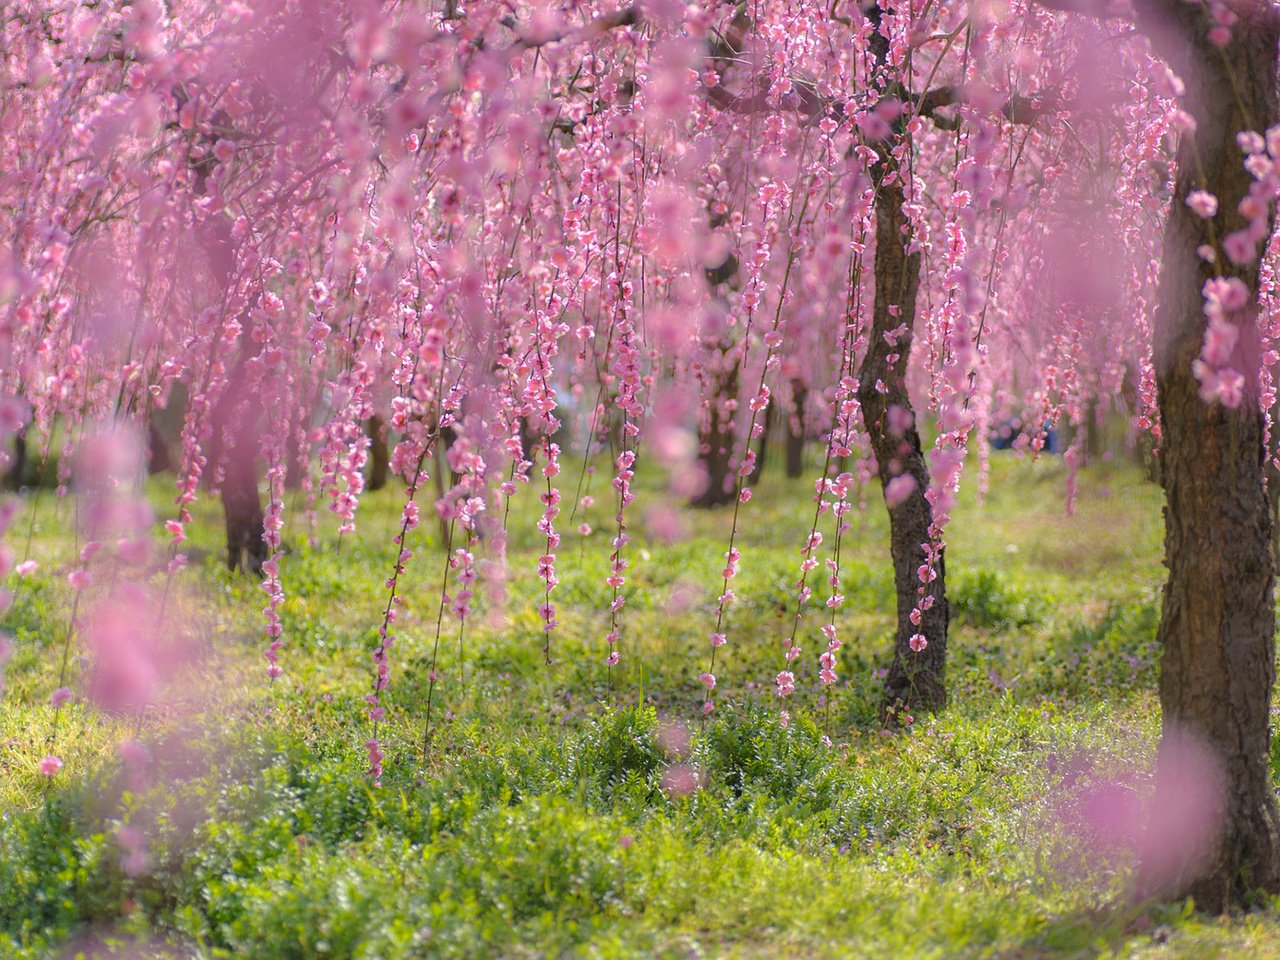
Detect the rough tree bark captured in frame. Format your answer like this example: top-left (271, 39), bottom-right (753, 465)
top-left (1136, 0), bottom-right (1280, 909)
top-left (856, 168), bottom-right (948, 716)
top-left (855, 2), bottom-right (948, 716)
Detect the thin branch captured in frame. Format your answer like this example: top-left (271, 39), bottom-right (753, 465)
top-left (499, 5), bottom-right (642, 51)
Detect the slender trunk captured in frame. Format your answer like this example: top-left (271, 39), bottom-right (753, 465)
top-left (211, 350), bottom-right (266, 575)
top-left (691, 357), bottom-right (740, 508)
top-left (146, 421), bottom-right (174, 475)
top-left (190, 128), bottom-right (266, 574)
top-left (434, 422), bottom-right (453, 545)
top-left (1139, 4), bottom-right (1280, 908)
top-left (857, 171), bottom-right (947, 715)
top-left (284, 410), bottom-right (306, 491)
top-left (748, 395), bottom-right (775, 485)
top-left (785, 379), bottom-right (807, 478)
top-left (1268, 396), bottom-right (1280, 566)
top-left (4, 431), bottom-right (26, 490)
top-left (1084, 398), bottom-right (1102, 465)
top-left (222, 437), bottom-right (267, 575)
top-left (691, 235), bottom-right (743, 509)
top-left (366, 415), bottom-right (389, 492)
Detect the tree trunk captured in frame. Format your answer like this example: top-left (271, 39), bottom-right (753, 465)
top-left (691, 357), bottom-right (740, 508)
top-left (1139, 3), bottom-right (1280, 909)
top-left (3, 430), bottom-right (26, 490)
top-left (147, 421), bottom-right (174, 475)
top-left (189, 128), bottom-right (267, 574)
top-left (748, 394), bottom-right (775, 485)
top-left (785, 379), bottom-right (807, 478)
top-left (222, 438), bottom-right (267, 575)
top-left (857, 169), bottom-right (948, 717)
top-left (210, 353), bottom-right (267, 575)
top-left (1084, 398), bottom-right (1103, 465)
top-left (284, 409), bottom-right (306, 491)
top-left (1266, 393), bottom-right (1280, 567)
top-left (366, 415), bottom-right (389, 492)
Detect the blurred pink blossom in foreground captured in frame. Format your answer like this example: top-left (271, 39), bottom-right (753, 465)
top-left (1052, 726), bottom-right (1225, 896)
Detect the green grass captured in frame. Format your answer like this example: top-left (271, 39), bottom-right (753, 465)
top-left (4, 451), bottom-right (1280, 958)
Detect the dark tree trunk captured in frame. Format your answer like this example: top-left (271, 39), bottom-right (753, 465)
top-left (748, 394), bottom-right (775, 485)
top-left (147, 421), bottom-right (174, 475)
top-left (1119, 366), bottom-right (1161, 483)
top-left (221, 438), bottom-right (267, 575)
top-left (1084, 398), bottom-right (1103, 464)
top-left (1137, 1), bottom-right (1280, 909)
top-left (857, 170), bottom-right (948, 717)
top-left (284, 410), bottom-right (306, 491)
top-left (785, 379), bottom-right (807, 478)
top-left (689, 217), bottom-right (745, 509)
top-left (189, 123), bottom-right (266, 575)
top-left (850, 2), bottom-right (949, 718)
top-left (691, 357), bottom-right (740, 508)
top-left (209, 350), bottom-right (267, 576)
top-left (366, 415), bottom-right (389, 492)
top-left (3, 430), bottom-right (26, 490)
top-left (1269, 404), bottom-right (1280, 566)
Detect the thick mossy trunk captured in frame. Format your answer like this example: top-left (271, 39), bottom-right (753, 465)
top-left (1140, 3), bottom-right (1280, 909)
top-left (857, 172), bottom-right (947, 716)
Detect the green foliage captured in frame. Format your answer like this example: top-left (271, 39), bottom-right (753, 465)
top-left (950, 567), bottom-right (1041, 630)
top-left (6, 457), bottom-right (1280, 957)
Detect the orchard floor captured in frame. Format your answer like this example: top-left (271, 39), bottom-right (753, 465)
top-left (4, 451), bottom-right (1280, 958)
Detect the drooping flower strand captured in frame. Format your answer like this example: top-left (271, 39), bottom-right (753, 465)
top-left (258, 315), bottom-right (293, 680)
top-left (422, 511), bottom-right (457, 755)
top-left (366, 343), bottom-right (455, 780)
top-left (443, 429), bottom-right (489, 690)
top-left (699, 160), bottom-right (810, 717)
top-left (603, 296), bottom-right (645, 688)
top-left (816, 259), bottom-right (874, 724)
top-left (902, 112), bottom-right (995, 684)
top-left (45, 541), bottom-right (94, 775)
top-left (537, 440), bottom-right (563, 662)
top-left (364, 446), bottom-right (428, 784)
top-left (775, 227), bottom-right (868, 727)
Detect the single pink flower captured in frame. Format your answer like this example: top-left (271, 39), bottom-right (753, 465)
top-left (1186, 191), bottom-right (1218, 218)
top-left (776, 670), bottom-right (796, 697)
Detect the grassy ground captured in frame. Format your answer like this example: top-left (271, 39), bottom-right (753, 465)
top-left (4, 449), bottom-right (1280, 958)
